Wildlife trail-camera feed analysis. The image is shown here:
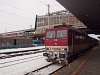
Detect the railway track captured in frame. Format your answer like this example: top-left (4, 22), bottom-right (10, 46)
top-left (25, 63), bottom-right (66, 75)
top-left (0, 52), bottom-right (53, 75)
top-left (0, 48), bottom-right (44, 59)
top-left (0, 53), bottom-right (44, 69)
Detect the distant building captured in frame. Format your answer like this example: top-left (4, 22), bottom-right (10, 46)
top-left (0, 28), bottom-right (35, 38)
top-left (35, 10), bottom-right (87, 35)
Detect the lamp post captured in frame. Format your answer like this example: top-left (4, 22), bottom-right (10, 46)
top-left (47, 4), bottom-right (50, 29)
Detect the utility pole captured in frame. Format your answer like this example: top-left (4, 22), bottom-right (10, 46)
top-left (47, 4), bottom-right (50, 29)
top-left (47, 4), bottom-right (50, 15)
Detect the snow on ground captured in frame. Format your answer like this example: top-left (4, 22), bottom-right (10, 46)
top-left (32, 64), bottom-right (63, 75)
top-left (0, 52), bottom-right (51, 75)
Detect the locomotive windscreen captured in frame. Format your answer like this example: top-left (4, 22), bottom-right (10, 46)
top-left (46, 31), bottom-right (56, 38)
top-left (57, 30), bottom-right (67, 38)
top-left (46, 30), bottom-right (67, 38)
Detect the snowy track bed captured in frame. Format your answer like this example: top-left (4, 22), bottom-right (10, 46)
top-left (0, 53), bottom-right (51, 75)
top-left (25, 63), bottom-right (64, 75)
top-left (0, 46), bottom-right (45, 54)
top-left (0, 46), bottom-right (45, 59)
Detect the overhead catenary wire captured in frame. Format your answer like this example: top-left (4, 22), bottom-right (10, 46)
top-left (0, 9), bottom-right (33, 20)
top-left (0, 0), bottom-right (42, 23)
top-left (0, 0), bottom-right (38, 15)
top-left (0, 0), bottom-right (60, 22)
top-left (0, 13), bottom-right (34, 24)
top-left (0, 21), bottom-right (32, 27)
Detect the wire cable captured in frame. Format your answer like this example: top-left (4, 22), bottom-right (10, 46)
top-left (0, 9), bottom-right (33, 20)
top-left (0, 0), bottom-right (38, 15)
top-left (0, 10), bottom-right (34, 23)
top-left (0, 21), bottom-right (32, 27)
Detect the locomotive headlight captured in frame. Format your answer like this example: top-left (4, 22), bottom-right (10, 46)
top-left (46, 48), bottom-right (49, 50)
top-left (46, 47), bottom-right (51, 50)
top-left (62, 48), bottom-right (65, 51)
top-left (61, 48), bottom-right (64, 51)
top-left (61, 48), bottom-right (67, 51)
top-left (64, 48), bottom-right (67, 51)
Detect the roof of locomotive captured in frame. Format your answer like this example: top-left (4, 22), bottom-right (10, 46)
top-left (46, 25), bottom-right (88, 37)
top-left (46, 27), bottom-right (67, 31)
top-left (46, 25), bottom-right (78, 32)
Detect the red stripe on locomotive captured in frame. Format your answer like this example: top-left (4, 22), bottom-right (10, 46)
top-left (45, 38), bottom-right (68, 46)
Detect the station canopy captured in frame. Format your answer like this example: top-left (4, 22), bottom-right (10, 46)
top-left (57, 0), bottom-right (100, 34)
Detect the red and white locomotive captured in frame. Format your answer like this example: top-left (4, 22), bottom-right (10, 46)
top-left (43, 25), bottom-right (98, 63)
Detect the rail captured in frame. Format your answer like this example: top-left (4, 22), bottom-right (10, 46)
top-left (0, 46), bottom-right (45, 59)
top-left (0, 54), bottom-right (44, 69)
top-left (0, 46), bottom-right (45, 54)
top-left (24, 63), bottom-right (66, 75)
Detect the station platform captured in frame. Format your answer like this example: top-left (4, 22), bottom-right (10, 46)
top-left (51, 45), bottom-right (100, 75)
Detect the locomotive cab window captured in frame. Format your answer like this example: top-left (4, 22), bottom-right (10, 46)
top-left (57, 30), bottom-right (67, 38)
top-left (46, 31), bottom-right (56, 38)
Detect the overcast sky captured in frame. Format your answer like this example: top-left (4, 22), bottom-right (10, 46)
top-left (0, 0), bottom-right (65, 33)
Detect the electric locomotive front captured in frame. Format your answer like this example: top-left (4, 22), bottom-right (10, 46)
top-left (43, 27), bottom-right (69, 63)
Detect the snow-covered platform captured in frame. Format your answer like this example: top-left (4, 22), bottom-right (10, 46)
top-left (0, 46), bottom-right (45, 54)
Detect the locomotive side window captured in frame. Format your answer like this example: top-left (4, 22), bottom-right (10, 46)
top-left (46, 31), bottom-right (56, 38)
top-left (57, 30), bottom-right (67, 38)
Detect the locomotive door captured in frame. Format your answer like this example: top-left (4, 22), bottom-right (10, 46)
top-left (72, 30), bottom-right (75, 53)
top-left (68, 30), bottom-right (75, 54)
top-left (14, 39), bottom-right (16, 45)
